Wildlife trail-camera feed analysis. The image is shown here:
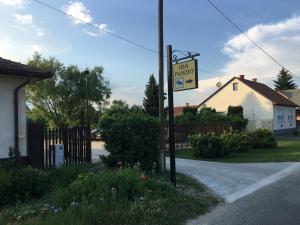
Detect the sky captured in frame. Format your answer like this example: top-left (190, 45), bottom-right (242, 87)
top-left (1, 0), bottom-right (300, 106)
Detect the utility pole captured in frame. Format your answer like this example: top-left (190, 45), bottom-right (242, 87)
top-left (158, 0), bottom-right (165, 171)
top-left (166, 45), bottom-right (176, 186)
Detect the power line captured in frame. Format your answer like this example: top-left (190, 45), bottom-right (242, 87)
top-left (207, 0), bottom-right (299, 80)
top-left (32, 0), bottom-right (158, 54)
top-left (32, 0), bottom-right (215, 76)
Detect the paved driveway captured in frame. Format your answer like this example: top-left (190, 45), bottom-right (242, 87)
top-left (167, 158), bottom-right (300, 202)
top-left (92, 141), bottom-right (108, 162)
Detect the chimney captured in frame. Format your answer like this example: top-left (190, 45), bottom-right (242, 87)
top-left (185, 103), bottom-right (189, 107)
top-left (252, 78), bottom-right (257, 82)
top-left (239, 75), bottom-right (245, 80)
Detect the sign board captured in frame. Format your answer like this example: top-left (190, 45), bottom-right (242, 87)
top-left (173, 59), bottom-right (198, 91)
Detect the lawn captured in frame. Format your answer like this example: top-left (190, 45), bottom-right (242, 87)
top-left (175, 139), bottom-right (300, 163)
top-left (0, 166), bottom-right (220, 225)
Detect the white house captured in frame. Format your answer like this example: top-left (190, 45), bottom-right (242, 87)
top-left (198, 75), bottom-right (298, 133)
top-left (0, 57), bottom-right (51, 159)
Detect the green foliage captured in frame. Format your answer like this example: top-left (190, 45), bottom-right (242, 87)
top-left (175, 107), bottom-right (227, 124)
top-left (228, 115), bottom-right (248, 131)
top-left (273, 68), bottom-right (297, 90)
top-left (175, 106), bottom-right (248, 131)
top-left (227, 106), bottom-right (243, 117)
top-left (247, 129), bottom-right (277, 148)
top-left (26, 53), bottom-right (111, 127)
top-left (189, 133), bottom-right (231, 158)
top-left (220, 130), bottom-right (250, 152)
top-left (0, 168), bottom-right (217, 225)
top-left (0, 165), bottom-right (86, 208)
top-left (189, 129), bottom-right (277, 158)
top-left (183, 106), bottom-right (198, 115)
top-left (100, 100), bottom-right (159, 170)
top-left (293, 129), bottom-right (299, 136)
top-left (143, 74), bottom-right (159, 117)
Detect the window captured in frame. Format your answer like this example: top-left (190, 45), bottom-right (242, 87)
top-left (288, 110), bottom-right (294, 121)
top-left (277, 110), bottom-right (284, 121)
top-left (233, 82), bottom-right (238, 91)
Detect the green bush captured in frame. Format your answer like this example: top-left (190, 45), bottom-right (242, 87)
top-left (0, 167), bottom-right (49, 208)
top-left (228, 115), bottom-right (248, 131)
top-left (247, 129), bottom-right (277, 148)
top-left (227, 106), bottom-right (243, 117)
top-left (0, 165), bottom-right (86, 208)
top-left (220, 130), bottom-right (250, 152)
top-left (189, 133), bottom-right (231, 158)
top-left (100, 101), bottom-right (159, 170)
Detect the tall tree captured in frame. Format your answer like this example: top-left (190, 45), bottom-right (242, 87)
top-left (273, 68), bottom-right (297, 90)
top-left (26, 53), bottom-right (111, 128)
top-left (143, 74), bottom-right (159, 117)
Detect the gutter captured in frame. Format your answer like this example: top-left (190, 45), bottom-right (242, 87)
top-left (14, 77), bottom-right (30, 151)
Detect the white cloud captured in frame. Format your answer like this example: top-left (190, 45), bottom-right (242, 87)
top-left (63, 1), bottom-right (92, 25)
top-left (222, 16), bottom-right (300, 85)
top-left (15, 14), bottom-right (33, 25)
top-left (63, 2), bottom-right (111, 37)
top-left (111, 85), bottom-right (144, 106)
top-left (14, 13), bottom-right (45, 37)
top-left (30, 44), bottom-right (45, 52)
top-left (83, 29), bottom-right (98, 37)
top-left (0, 0), bottom-right (25, 7)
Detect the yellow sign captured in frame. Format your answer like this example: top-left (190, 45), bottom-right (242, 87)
top-left (173, 59), bottom-right (198, 91)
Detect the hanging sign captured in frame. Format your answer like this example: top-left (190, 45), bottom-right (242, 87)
top-left (173, 59), bottom-right (198, 91)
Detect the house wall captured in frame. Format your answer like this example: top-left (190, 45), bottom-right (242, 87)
top-left (0, 76), bottom-right (27, 159)
top-left (199, 78), bottom-right (274, 131)
top-left (273, 105), bottom-right (296, 130)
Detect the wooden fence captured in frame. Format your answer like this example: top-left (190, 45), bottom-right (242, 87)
top-left (165, 123), bottom-right (232, 149)
top-left (44, 127), bottom-right (91, 168)
top-left (28, 123), bottom-right (91, 168)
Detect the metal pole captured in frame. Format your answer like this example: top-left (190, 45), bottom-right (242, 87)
top-left (167, 45), bottom-right (176, 186)
top-left (158, 0), bottom-right (165, 171)
top-left (84, 69), bottom-right (89, 126)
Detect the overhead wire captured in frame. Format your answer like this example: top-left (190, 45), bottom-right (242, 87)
top-left (32, 0), bottom-right (217, 77)
top-left (207, 0), bottom-right (300, 81)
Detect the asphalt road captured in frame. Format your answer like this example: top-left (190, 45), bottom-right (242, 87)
top-left (167, 158), bottom-right (296, 202)
top-left (188, 166), bottom-right (300, 225)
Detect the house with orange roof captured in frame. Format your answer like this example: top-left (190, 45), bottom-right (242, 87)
top-left (198, 75), bottom-right (298, 133)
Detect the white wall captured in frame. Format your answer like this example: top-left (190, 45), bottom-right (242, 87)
top-left (0, 75), bottom-right (27, 159)
top-left (199, 78), bottom-right (274, 130)
top-left (273, 105), bottom-right (296, 130)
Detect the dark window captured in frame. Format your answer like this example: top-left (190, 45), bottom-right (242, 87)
top-left (233, 83), bottom-right (238, 91)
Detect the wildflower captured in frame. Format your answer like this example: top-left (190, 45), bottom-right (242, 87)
top-left (138, 196), bottom-right (145, 204)
top-left (111, 187), bottom-right (117, 195)
top-left (70, 201), bottom-right (80, 208)
top-left (140, 173), bottom-right (148, 181)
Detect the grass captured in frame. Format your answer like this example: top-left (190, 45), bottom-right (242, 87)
top-left (175, 140), bottom-right (300, 163)
top-left (0, 167), bottom-right (220, 225)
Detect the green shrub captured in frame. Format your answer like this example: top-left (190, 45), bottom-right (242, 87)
top-left (247, 129), bottom-right (277, 148)
top-left (228, 115), bottom-right (248, 131)
top-left (100, 101), bottom-right (159, 170)
top-left (220, 130), bottom-right (250, 152)
top-left (227, 106), bottom-right (243, 117)
top-left (189, 133), bottom-right (231, 158)
top-left (293, 129), bottom-right (299, 136)
top-left (0, 165), bottom-right (86, 208)
top-left (0, 167), bottom-right (49, 208)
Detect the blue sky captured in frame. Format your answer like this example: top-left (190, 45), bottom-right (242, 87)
top-left (1, 0), bottom-right (300, 105)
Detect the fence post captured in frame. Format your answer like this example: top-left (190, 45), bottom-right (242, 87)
top-left (86, 126), bottom-right (92, 163)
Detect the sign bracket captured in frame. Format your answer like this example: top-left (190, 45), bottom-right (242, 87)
top-left (166, 45), bottom-right (200, 186)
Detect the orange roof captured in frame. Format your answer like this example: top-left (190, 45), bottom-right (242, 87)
top-left (174, 105), bottom-right (198, 117)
